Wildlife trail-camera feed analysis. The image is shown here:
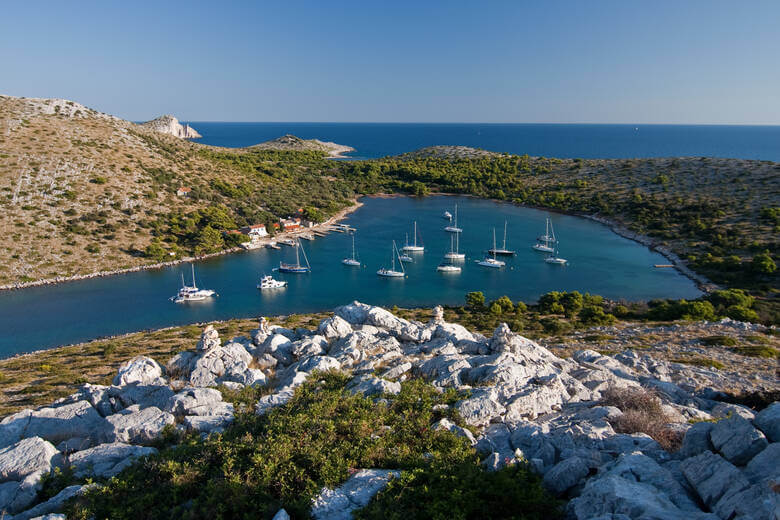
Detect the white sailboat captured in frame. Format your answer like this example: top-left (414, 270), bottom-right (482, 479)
top-left (532, 218), bottom-right (555, 253)
top-left (477, 228), bottom-right (505, 268)
top-left (438, 236), bottom-right (462, 272)
top-left (444, 233), bottom-right (465, 261)
top-left (444, 204), bottom-right (463, 233)
top-left (171, 264), bottom-right (216, 302)
top-left (377, 240), bottom-right (405, 277)
top-left (545, 241), bottom-right (568, 265)
top-left (489, 220), bottom-right (515, 256)
top-left (342, 233), bottom-right (361, 266)
top-left (401, 221), bottom-right (425, 253)
top-left (278, 238), bottom-right (311, 273)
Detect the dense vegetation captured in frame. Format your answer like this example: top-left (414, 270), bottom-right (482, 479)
top-left (65, 372), bottom-right (559, 520)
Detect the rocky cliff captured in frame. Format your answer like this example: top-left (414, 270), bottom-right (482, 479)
top-left (139, 114), bottom-right (201, 139)
top-left (1, 303), bottom-right (777, 519)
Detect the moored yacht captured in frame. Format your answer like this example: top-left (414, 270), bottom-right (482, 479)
top-left (477, 228), bottom-right (506, 268)
top-left (444, 204), bottom-right (462, 233)
top-left (171, 264), bottom-right (216, 303)
top-left (437, 262), bottom-right (461, 273)
top-left (278, 239), bottom-right (311, 273)
top-left (532, 218), bottom-right (555, 253)
top-left (342, 233), bottom-right (361, 266)
top-left (545, 242), bottom-right (568, 265)
top-left (489, 220), bottom-right (515, 255)
top-left (444, 233), bottom-right (465, 261)
top-left (257, 275), bottom-right (287, 290)
top-left (377, 240), bottom-right (405, 278)
top-left (401, 222), bottom-right (425, 253)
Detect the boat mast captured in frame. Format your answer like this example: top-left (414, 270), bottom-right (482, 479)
top-left (191, 264), bottom-right (196, 287)
top-left (396, 241), bottom-right (405, 274)
top-left (413, 221), bottom-right (417, 247)
top-left (492, 228), bottom-right (497, 259)
top-left (351, 233), bottom-right (356, 261)
top-left (502, 220), bottom-right (507, 250)
top-left (181, 272), bottom-right (185, 289)
top-left (299, 239), bottom-right (311, 269)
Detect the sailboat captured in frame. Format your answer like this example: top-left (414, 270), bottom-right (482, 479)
top-left (278, 238), bottom-right (311, 273)
top-left (377, 240), bottom-right (405, 278)
top-left (532, 218), bottom-right (556, 253)
top-left (401, 221), bottom-right (425, 253)
top-left (545, 241), bottom-right (568, 265)
top-left (171, 264), bottom-right (216, 303)
top-left (444, 204), bottom-right (463, 233)
top-left (477, 228), bottom-right (506, 268)
top-left (342, 232), bottom-right (361, 266)
top-left (444, 233), bottom-right (465, 261)
top-left (489, 220), bottom-right (515, 255)
top-left (438, 236), bottom-right (462, 272)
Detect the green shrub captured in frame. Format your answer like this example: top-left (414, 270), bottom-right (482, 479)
top-left (701, 335), bottom-right (738, 346)
top-left (725, 305), bottom-right (759, 322)
top-left (67, 373), bottom-right (555, 520)
top-left (732, 345), bottom-right (779, 359)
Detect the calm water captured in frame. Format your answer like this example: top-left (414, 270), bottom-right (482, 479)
top-left (0, 196), bottom-right (700, 357)
top-left (188, 122), bottom-right (780, 161)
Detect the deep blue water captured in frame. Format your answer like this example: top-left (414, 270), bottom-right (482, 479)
top-left (0, 196), bottom-right (700, 357)
top-left (187, 122), bottom-right (780, 161)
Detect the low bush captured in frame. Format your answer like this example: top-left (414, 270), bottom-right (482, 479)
top-left (600, 386), bottom-right (682, 452)
top-left (731, 345), bottom-right (779, 359)
top-left (701, 335), bottom-right (738, 346)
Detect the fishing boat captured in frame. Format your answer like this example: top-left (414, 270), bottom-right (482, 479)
top-left (489, 220), bottom-right (515, 255)
top-left (444, 204), bottom-right (462, 233)
top-left (477, 229), bottom-right (506, 268)
top-left (377, 240), bottom-right (405, 278)
top-left (444, 233), bottom-right (465, 261)
top-left (545, 242), bottom-right (568, 265)
top-left (257, 275), bottom-right (287, 290)
top-left (401, 222), bottom-right (425, 253)
top-left (171, 264), bottom-right (216, 303)
top-left (532, 218), bottom-right (555, 253)
top-left (342, 233), bottom-right (361, 266)
top-left (278, 239), bottom-right (311, 273)
top-left (443, 210), bottom-right (452, 220)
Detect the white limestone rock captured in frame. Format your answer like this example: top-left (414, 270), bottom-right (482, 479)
top-left (104, 406), bottom-right (175, 445)
top-left (680, 421), bottom-right (714, 459)
top-left (754, 402), bottom-right (780, 442)
top-left (112, 356), bottom-right (164, 386)
top-left (140, 114), bottom-right (201, 139)
top-left (680, 451), bottom-right (750, 514)
top-left (310, 469), bottom-right (400, 520)
top-left (348, 376), bottom-right (401, 397)
top-left (10, 483), bottom-right (94, 520)
top-left (292, 335), bottom-right (328, 360)
top-left (0, 469), bottom-right (46, 515)
top-left (543, 456), bottom-right (589, 496)
top-left (455, 388), bottom-right (506, 427)
top-left (166, 388), bottom-right (230, 417)
top-left (743, 442), bottom-right (780, 484)
top-left (0, 401), bottom-right (107, 449)
top-left (380, 361), bottom-right (412, 380)
top-left (432, 418), bottom-right (477, 446)
top-left (709, 416), bottom-right (768, 466)
top-left (318, 315), bottom-right (353, 340)
top-left (67, 443), bottom-right (157, 478)
top-left (0, 438), bottom-right (58, 483)
top-left (197, 325), bottom-right (221, 352)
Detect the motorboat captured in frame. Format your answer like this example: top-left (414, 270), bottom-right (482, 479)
top-left (171, 265), bottom-right (216, 303)
top-left (257, 275), bottom-right (287, 290)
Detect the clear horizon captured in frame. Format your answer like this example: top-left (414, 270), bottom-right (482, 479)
top-left (2, 1), bottom-right (779, 125)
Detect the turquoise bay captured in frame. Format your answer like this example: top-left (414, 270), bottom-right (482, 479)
top-left (0, 196), bottom-right (700, 357)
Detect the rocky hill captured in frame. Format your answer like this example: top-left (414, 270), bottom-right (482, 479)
top-left (0, 303), bottom-right (777, 518)
top-left (249, 134), bottom-right (355, 157)
top-left (139, 114), bottom-right (201, 139)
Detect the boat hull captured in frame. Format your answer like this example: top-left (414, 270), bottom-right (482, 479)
top-left (532, 244), bottom-right (554, 253)
top-left (437, 265), bottom-right (461, 273)
top-left (342, 259), bottom-right (361, 266)
top-left (401, 246), bottom-right (424, 253)
top-left (377, 269), bottom-right (404, 278)
top-left (477, 259), bottom-right (504, 268)
top-left (545, 258), bottom-right (567, 265)
top-left (444, 226), bottom-right (462, 233)
top-left (489, 249), bottom-right (515, 256)
top-left (279, 265), bottom-right (310, 273)
top-left (444, 253), bottom-right (465, 260)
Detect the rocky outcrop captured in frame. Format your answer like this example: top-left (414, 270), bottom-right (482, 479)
top-left (1, 302), bottom-right (777, 519)
top-left (249, 134), bottom-right (355, 158)
top-left (139, 115), bottom-right (201, 139)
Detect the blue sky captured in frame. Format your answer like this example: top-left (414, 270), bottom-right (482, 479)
top-left (1, 1), bottom-right (778, 123)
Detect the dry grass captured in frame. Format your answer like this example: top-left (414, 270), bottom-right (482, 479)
top-left (601, 386), bottom-right (683, 452)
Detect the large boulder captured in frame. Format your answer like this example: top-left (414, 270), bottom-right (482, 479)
top-left (310, 469), bottom-right (400, 520)
top-left (112, 356), bottom-right (164, 386)
top-left (0, 437), bottom-right (58, 483)
top-left (754, 402), bottom-right (780, 442)
top-left (542, 456), bottom-right (589, 496)
top-left (679, 422), bottom-right (714, 459)
top-left (104, 406), bottom-right (175, 444)
top-left (0, 469), bottom-right (46, 515)
top-left (318, 315), bottom-right (353, 340)
top-left (709, 416), bottom-right (768, 466)
top-left (455, 389), bottom-right (506, 427)
top-left (348, 376), bottom-right (400, 397)
top-left (292, 335), bottom-right (328, 360)
top-left (67, 443), bottom-right (157, 478)
top-left (197, 325), bottom-right (221, 352)
top-left (0, 401), bottom-right (107, 448)
top-left (166, 388), bottom-right (231, 417)
top-left (105, 384), bottom-right (175, 412)
top-left (743, 442), bottom-right (780, 484)
top-left (680, 451), bottom-right (750, 514)
top-left (10, 483), bottom-right (94, 520)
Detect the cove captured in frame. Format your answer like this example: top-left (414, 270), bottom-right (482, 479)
top-left (0, 196), bottom-right (701, 357)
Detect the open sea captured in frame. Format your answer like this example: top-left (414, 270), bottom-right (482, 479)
top-left (187, 122), bottom-right (780, 161)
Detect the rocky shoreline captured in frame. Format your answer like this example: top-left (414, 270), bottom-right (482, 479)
top-left (0, 303), bottom-right (777, 518)
top-left (0, 200), bottom-right (363, 292)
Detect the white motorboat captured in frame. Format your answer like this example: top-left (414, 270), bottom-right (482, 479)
top-left (377, 240), bottom-right (405, 278)
top-left (477, 228), bottom-right (506, 268)
top-left (401, 222), bottom-right (425, 253)
top-left (444, 204), bottom-right (462, 233)
top-left (277, 238), bottom-right (296, 247)
top-left (444, 233), bottom-right (465, 260)
top-left (532, 218), bottom-right (555, 253)
top-left (342, 233), bottom-right (361, 266)
top-left (443, 210), bottom-right (452, 220)
top-left (257, 275), bottom-right (287, 290)
top-left (171, 265), bottom-right (216, 303)
top-left (489, 220), bottom-right (515, 256)
top-left (399, 254), bottom-right (414, 263)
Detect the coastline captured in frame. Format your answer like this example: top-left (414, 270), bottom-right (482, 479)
top-left (0, 199), bottom-right (363, 292)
